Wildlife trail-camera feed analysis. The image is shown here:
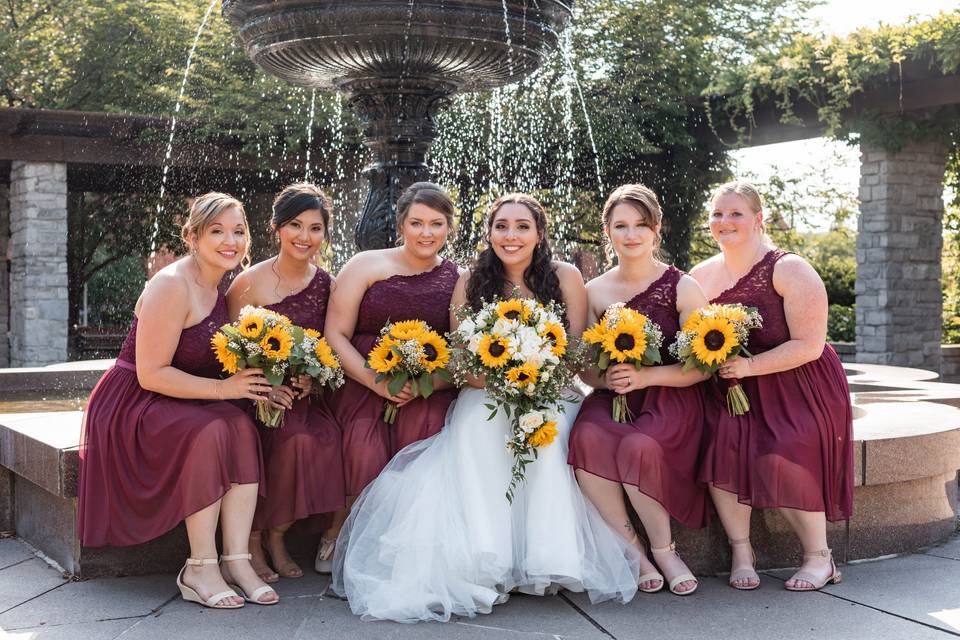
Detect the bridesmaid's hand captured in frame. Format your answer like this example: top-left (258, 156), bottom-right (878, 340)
top-left (718, 355), bottom-right (752, 380)
top-left (267, 385), bottom-right (296, 410)
top-left (291, 374), bottom-right (312, 399)
top-left (604, 363), bottom-right (649, 394)
top-left (371, 379), bottom-right (415, 407)
top-left (221, 368), bottom-right (272, 401)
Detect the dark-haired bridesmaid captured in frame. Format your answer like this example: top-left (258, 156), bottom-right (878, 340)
top-left (226, 183), bottom-right (345, 582)
top-left (568, 184), bottom-right (710, 596)
top-left (78, 193), bottom-right (277, 608)
top-left (322, 182), bottom-right (462, 571)
top-left (690, 180), bottom-right (853, 591)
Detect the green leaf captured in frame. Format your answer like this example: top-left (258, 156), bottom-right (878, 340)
top-left (598, 350), bottom-right (611, 370)
top-left (387, 372), bottom-right (409, 396)
top-left (420, 373), bottom-right (434, 398)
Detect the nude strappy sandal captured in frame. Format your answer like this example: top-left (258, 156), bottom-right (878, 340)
top-left (177, 558), bottom-right (243, 609)
top-left (220, 553), bottom-right (280, 605)
top-left (650, 542), bottom-right (698, 595)
top-left (628, 533), bottom-right (664, 593)
top-left (728, 537), bottom-right (761, 590)
top-left (785, 548), bottom-right (842, 592)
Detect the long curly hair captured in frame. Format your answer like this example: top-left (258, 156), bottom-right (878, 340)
top-left (466, 193), bottom-right (562, 311)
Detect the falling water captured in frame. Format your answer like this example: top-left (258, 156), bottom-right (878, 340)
top-left (304, 89), bottom-right (317, 180)
top-left (501, 0), bottom-right (515, 77)
top-left (559, 31), bottom-right (604, 194)
top-left (148, 0), bottom-right (220, 272)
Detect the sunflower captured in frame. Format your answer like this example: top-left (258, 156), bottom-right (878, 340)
top-left (260, 324), bottom-right (293, 360)
top-left (496, 299), bottom-right (529, 323)
top-left (682, 309), bottom-right (705, 333)
top-left (368, 337), bottom-right (401, 374)
top-left (211, 331), bottom-right (239, 374)
top-left (390, 319), bottom-right (429, 341)
top-left (315, 337), bottom-right (340, 369)
top-left (478, 333), bottom-right (511, 368)
top-left (691, 316), bottom-right (738, 366)
top-left (417, 330), bottom-right (450, 373)
top-left (239, 314), bottom-right (265, 339)
top-left (527, 421), bottom-right (558, 448)
top-left (506, 362), bottom-right (539, 388)
top-left (717, 305), bottom-right (748, 324)
top-left (582, 319), bottom-right (608, 345)
top-left (539, 321), bottom-right (568, 357)
top-left (304, 328), bottom-right (321, 339)
top-left (602, 317), bottom-right (648, 362)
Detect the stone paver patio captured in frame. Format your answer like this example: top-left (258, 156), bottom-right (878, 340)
top-left (0, 535), bottom-right (957, 640)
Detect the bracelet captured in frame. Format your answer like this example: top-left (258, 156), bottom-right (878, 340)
top-left (214, 380), bottom-right (223, 401)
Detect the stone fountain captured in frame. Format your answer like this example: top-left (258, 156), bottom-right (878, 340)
top-left (222, 0), bottom-right (574, 250)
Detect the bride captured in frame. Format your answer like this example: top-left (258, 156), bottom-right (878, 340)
top-left (331, 193), bottom-right (641, 623)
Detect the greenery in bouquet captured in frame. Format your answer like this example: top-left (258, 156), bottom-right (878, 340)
top-left (582, 302), bottom-right (663, 422)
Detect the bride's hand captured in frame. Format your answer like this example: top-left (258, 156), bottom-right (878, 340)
top-left (605, 364), bottom-right (648, 394)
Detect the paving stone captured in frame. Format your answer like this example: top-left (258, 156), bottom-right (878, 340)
top-left (922, 535), bottom-right (960, 561)
top-left (0, 573), bottom-right (175, 628)
top-left (0, 558), bottom-right (67, 614)
top-left (0, 538), bottom-right (35, 570)
top-left (2, 618), bottom-right (138, 639)
top-left (566, 574), bottom-right (952, 640)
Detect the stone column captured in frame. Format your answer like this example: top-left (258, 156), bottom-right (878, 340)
top-left (8, 162), bottom-right (69, 367)
top-left (0, 184), bottom-right (9, 367)
top-left (856, 141), bottom-right (946, 371)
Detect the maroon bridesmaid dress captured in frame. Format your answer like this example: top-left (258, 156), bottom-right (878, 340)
top-left (568, 266), bottom-right (709, 529)
top-left (252, 268), bottom-right (345, 531)
top-left (699, 249), bottom-right (854, 522)
top-left (78, 292), bottom-right (262, 547)
top-left (331, 259), bottom-right (460, 496)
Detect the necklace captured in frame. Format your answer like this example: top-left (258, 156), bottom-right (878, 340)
top-left (271, 257), bottom-right (311, 299)
top-left (722, 242), bottom-right (766, 286)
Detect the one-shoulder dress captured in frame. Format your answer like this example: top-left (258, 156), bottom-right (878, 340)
top-left (330, 259), bottom-right (460, 496)
top-left (78, 292), bottom-right (262, 547)
top-left (568, 266), bottom-right (708, 528)
top-left (700, 249), bottom-right (854, 521)
top-left (253, 268), bottom-right (345, 530)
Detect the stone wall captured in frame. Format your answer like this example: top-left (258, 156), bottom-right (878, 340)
top-left (856, 141), bottom-right (947, 371)
top-left (943, 345), bottom-right (960, 383)
top-left (8, 162), bottom-right (68, 367)
top-left (0, 184), bottom-right (9, 367)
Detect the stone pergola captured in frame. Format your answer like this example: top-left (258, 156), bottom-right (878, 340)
top-left (715, 59), bottom-right (960, 375)
top-left (0, 108), bottom-right (360, 367)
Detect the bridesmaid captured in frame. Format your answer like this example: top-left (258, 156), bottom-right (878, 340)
top-left (323, 181), bottom-right (461, 570)
top-left (690, 180), bottom-right (854, 591)
top-left (226, 183), bottom-right (345, 582)
top-left (568, 184), bottom-right (709, 596)
top-left (78, 193), bottom-right (278, 608)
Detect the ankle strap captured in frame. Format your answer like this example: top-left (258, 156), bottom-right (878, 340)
top-left (185, 557), bottom-right (219, 566)
top-left (650, 541), bottom-right (676, 554)
top-left (803, 548), bottom-right (832, 558)
top-left (728, 537), bottom-right (751, 546)
top-left (220, 553), bottom-right (253, 562)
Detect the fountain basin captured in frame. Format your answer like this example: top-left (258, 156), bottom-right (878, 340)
top-left (0, 361), bottom-right (957, 576)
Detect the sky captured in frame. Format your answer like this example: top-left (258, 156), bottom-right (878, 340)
top-left (732, 0), bottom-right (958, 230)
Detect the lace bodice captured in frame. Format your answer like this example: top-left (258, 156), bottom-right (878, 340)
top-left (354, 259), bottom-right (460, 336)
top-left (265, 268), bottom-right (331, 332)
top-left (711, 249), bottom-right (791, 352)
top-left (625, 266), bottom-right (683, 365)
top-left (117, 292), bottom-right (228, 379)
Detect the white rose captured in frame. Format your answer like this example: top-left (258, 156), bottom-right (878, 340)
top-left (492, 317), bottom-right (517, 336)
top-left (468, 333), bottom-right (483, 353)
top-left (518, 410), bottom-right (544, 433)
top-left (458, 318), bottom-right (476, 336)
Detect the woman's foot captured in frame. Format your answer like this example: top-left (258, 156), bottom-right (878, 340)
top-left (315, 538), bottom-right (336, 575)
top-left (249, 532), bottom-right (279, 583)
top-left (265, 529), bottom-right (303, 579)
top-left (220, 554), bottom-right (280, 604)
top-left (728, 537), bottom-right (760, 590)
top-left (785, 549), bottom-right (841, 591)
top-left (180, 561), bottom-right (244, 608)
top-left (650, 543), bottom-right (698, 595)
top-left (627, 534), bottom-right (663, 593)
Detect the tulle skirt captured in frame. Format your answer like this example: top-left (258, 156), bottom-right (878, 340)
top-left (332, 387), bottom-right (641, 623)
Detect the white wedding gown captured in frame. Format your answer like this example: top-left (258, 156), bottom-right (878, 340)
top-left (331, 386), bottom-right (641, 623)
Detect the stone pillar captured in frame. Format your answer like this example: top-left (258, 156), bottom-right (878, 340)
top-left (8, 162), bottom-right (69, 367)
top-left (856, 142), bottom-right (946, 371)
top-left (0, 184), bottom-right (9, 367)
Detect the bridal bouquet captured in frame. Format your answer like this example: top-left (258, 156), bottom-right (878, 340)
top-left (669, 303), bottom-right (762, 416)
top-left (450, 297), bottom-right (580, 502)
top-left (582, 302), bottom-right (663, 422)
top-left (366, 319), bottom-right (451, 424)
top-left (212, 306), bottom-right (344, 428)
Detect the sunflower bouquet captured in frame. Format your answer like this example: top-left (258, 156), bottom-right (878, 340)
top-left (289, 328), bottom-right (345, 396)
top-left (669, 303), bottom-right (763, 416)
top-left (366, 319), bottom-right (451, 424)
top-left (450, 297), bottom-right (581, 502)
top-left (582, 302), bottom-right (663, 422)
